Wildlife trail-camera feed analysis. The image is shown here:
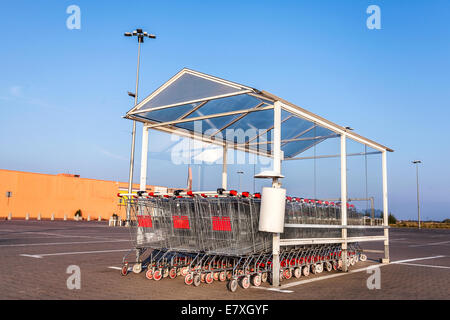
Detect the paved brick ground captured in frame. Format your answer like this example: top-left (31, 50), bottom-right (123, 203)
top-left (0, 220), bottom-right (448, 300)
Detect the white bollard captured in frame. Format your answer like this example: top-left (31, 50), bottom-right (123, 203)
top-left (64, 214), bottom-right (67, 221)
top-left (98, 215), bottom-right (101, 222)
top-left (7, 213), bottom-right (12, 220)
top-left (51, 213), bottom-right (55, 221)
top-left (37, 213), bottom-right (41, 221)
top-left (25, 213), bottom-right (30, 220)
top-left (87, 214), bottom-right (90, 222)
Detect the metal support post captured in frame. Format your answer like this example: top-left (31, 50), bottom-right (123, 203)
top-left (140, 125), bottom-right (149, 191)
top-left (340, 133), bottom-right (348, 272)
top-left (382, 151), bottom-right (390, 263)
top-left (222, 144), bottom-right (227, 190)
top-left (272, 101), bottom-right (282, 286)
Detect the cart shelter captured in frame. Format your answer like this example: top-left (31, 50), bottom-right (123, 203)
top-left (124, 68), bottom-right (393, 286)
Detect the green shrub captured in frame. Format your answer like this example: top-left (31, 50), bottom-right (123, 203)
top-left (388, 213), bottom-right (397, 224)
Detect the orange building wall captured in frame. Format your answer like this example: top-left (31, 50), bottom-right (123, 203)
top-left (0, 169), bottom-right (175, 220)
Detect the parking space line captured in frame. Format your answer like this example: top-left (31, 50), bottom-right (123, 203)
top-left (20, 248), bottom-right (130, 259)
top-left (409, 241), bottom-right (450, 248)
top-left (396, 262), bottom-right (450, 270)
top-left (0, 239), bottom-right (130, 247)
top-left (252, 287), bottom-right (294, 293)
top-left (270, 255), bottom-right (447, 290)
top-left (390, 255), bottom-right (445, 264)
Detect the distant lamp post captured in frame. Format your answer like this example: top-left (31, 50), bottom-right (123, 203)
top-left (237, 171), bottom-right (244, 192)
top-left (412, 160), bottom-right (422, 229)
top-left (124, 28), bottom-right (156, 226)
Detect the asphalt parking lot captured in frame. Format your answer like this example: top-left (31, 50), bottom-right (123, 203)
top-left (0, 220), bottom-right (448, 300)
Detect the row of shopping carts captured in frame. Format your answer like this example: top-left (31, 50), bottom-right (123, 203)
top-left (119, 190), bottom-right (367, 292)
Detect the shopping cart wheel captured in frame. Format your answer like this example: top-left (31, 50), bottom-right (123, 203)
top-left (261, 272), bottom-right (268, 283)
top-left (180, 267), bottom-right (189, 277)
top-left (193, 274), bottom-right (201, 287)
top-left (302, 266), bottom-right (310, 277)
top-left (293, 267), bottom-right (301, 278)
top-left (332, 261), bottom-right (338, 270)
top-left (226, 271), bottom-right (232, 280)
top-left (354, 255), bottom-right (359, 263)
top-left (338, 259), bottom-right (343, 269)
top-left (350, 256), bottom-right (356, 266)
top-left (200, 273), bottom-right (206, 283)
top-left (120, 264), bottom-right (129, 276)
top-left (239, 276), bottom-right (250, 289)
top-left (169, 267), bottom-right (177, 279)
top-left (163, 268), bottom-right (169, 278)
top-left (360, 254), bottom-right (367, 262)
top-left (219, 271), bottom-right (226, 282)
top-left (227, 279), bottom-right (238, 292)
top-left (325, 262), bottom-right (333, 272)
top-left (153, 269), bottom-right (163, 281)
top-left (145, 268), bottom-right (153, 280)
top-left (213, 272), bottom-right (220, 281)
top-left (184, 273), bottom-right (193, 285)
top-left (317, 263), bottom-right (323, 273)
top-left (283, 268), bottom-right (292, 280)
top-left (132, 263), bottom-right (142, 274)
top-left (251, 274), bottom-right (262, 287)
top-left (311, 264), bottom-right (317, 274)
top-left (205, 273), bottom-right (214, 284)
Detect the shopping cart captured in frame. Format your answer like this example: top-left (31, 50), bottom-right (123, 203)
top-left (119, 190), bottom-right (367, 291)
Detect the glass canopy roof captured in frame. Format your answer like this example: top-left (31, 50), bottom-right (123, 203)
top-left (125, 68), bottom-right (392, 158)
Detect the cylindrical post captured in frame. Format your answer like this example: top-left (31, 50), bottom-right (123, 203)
top-left (140, 125), bottom-right (149, 191)
top-left (51, 213), bottom-right (55, 221)
top-left (271, 101), bottom-right (282, 287)
top-left (370, 197), bottom-right (374, 226)
top-left (340, 134), bottom-right (348, 272)
top-left (222, 144), bottom-right (227, 190)
top-left (382, 151), bottom-right (390, 263)
top-left (26, 213), bottom-right (29, 221)
top-left (7, 213), bottom-right (12, 220)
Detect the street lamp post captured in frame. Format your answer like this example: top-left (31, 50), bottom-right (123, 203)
top-left (412, 160), bottom-right (422, 229)
top-left (124, 29), bottom-right (156, 226)
top-left (237, 171), bottom-right (244, 192)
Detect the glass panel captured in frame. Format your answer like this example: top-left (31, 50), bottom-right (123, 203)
top-left (186, 94), bottom-right (265, 118)
top-left (138, 72), bottom-right (245, 110)
top-left (281, 125), bottom-right (336, 158)
top-left (133, 102), bottom-right (199, 123)
top-left (282, 140), bottom-right (322, 158)
top-left (175, 115), bottom-right (238, 135)
top-left (281, 115), bottom-right (315, 140)
top-left (223, 109), bottom-right (274, 144)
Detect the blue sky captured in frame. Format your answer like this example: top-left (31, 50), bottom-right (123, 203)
top-left (1, 1), bottom-right (449, 220)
